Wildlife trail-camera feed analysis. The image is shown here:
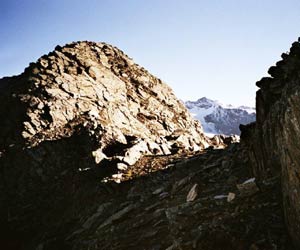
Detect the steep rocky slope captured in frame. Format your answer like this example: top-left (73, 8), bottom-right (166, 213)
top-left (185, 97), bottom-right (255, 135)
top-left (240, 39), bottom-right (300, 248)
top-left (0, 41), bottom-right (211, 248)
top-left (0, 41), bottom-right (209, 179)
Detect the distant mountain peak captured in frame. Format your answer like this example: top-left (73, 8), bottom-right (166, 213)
top-left (185, 97), bottom-right (256, 135)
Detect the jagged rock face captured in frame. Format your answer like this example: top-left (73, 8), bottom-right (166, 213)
top-left (0, 41), bottom-right (209, 174)
top-left (240, 40), bottom-right (300, 247)
top-left (0, 41), bottom-right (211, 247)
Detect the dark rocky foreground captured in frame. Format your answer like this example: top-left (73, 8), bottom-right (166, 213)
top-left (0, 40), bottom-right (299, 249)
top-left (241, 39), bottom-right (300, 248)
top-left (0, 143), bottom-right (293, 250)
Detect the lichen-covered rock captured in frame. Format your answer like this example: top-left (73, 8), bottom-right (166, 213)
top-left (241, 39), bottom-right (300, 248)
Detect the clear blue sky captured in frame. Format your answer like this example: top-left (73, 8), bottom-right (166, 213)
top-left (1, 0), bottom-right (300, 106)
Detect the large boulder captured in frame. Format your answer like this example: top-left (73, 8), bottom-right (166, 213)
top-left (240, 40), bottom-right (300, 248)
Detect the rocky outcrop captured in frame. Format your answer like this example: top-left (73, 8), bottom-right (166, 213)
top-left (240, 39), bottom-right (300, 248)
top-left (0, 41), bottom-right (209, 175)
top-left (0, 41), bottom-right (211, 248)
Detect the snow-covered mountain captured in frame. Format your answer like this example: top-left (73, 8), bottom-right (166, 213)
top-left (185, 97), bottom-right (256, 135)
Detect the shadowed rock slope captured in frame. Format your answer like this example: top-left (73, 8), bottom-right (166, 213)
top-left (29, 145), bottom-right (293, 250)
top-left (240, 39), bottom-right (300, 248)
top-left (0, 41), bottom-right (297, 250)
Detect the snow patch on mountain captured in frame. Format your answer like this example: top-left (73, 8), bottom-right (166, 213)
top-left (185, 97), bottom-right (256, 135)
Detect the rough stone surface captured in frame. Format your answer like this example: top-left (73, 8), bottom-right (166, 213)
top-left (63, 145), bottom-right (290, 250)
top-left (0, 41), bottom-right (213, 249)
top-left (0, 41), bottom-right (209, 169)
top-left (240, 40), bottom-right (300, 248)
top-left (2, 141), bottom-right (293, 249)
top-left (0, 43), bottom-right (213, 166)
